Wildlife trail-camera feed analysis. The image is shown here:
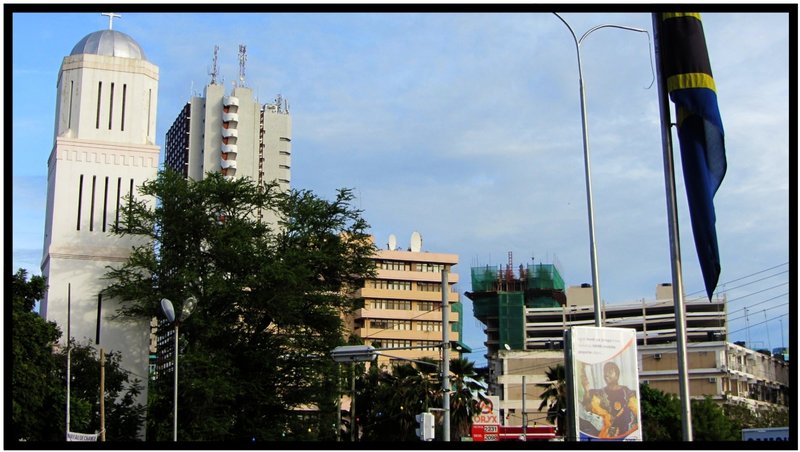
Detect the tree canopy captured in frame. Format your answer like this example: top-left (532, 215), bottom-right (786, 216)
top-left (102, 169), bottom-right (377, 440)
top-left (11, 270), bottom-right (145, 442)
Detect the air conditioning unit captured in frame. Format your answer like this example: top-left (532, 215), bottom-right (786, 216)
top-left (708, 378), bottom-right (717, 383)
top-left (654, 353), bottom-right (662, 360)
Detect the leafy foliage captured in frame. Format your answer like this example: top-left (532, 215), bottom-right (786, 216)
top-left (11, 269), bottom-right (63, 442)
top-left (10, 270), bottom-right (145, 442)
top-left (103, 169), bottom-right (377, 441)
top-left (356, 358), bottom-right (483, 441)
top-left (536, 364), bottom-right (567, 436)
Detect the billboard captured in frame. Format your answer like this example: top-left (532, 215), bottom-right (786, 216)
top-left (566, 326), bottom-right (642, 441)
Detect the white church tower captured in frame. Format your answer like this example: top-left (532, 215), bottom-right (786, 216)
top-left (40, 13), bottom-right (159, 417)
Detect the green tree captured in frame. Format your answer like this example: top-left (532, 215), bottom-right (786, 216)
top-left (447, 358), bottom-right (482, 441)
top-left (10, 269), bottom-right (63, 442)
top-left (54, 341), bottom-right (146, 441)
top-left (536, 364), bottom-right (567, 436)
top-left (639, 383), bottom-right (681, 441)
top-left (103, 169), bottom-right (376, 441)
top-left (10, 269), bottom-right (146, 443)
top-left (692, 396), bottom-right (739, 441)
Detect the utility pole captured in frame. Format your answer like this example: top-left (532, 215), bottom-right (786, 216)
top-left (441, 268), bottom-right (450, 441)
top-left (99, 348), bottom-right (106, 441)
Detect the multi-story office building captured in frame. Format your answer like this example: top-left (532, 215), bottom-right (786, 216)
top-left (40, 22), bottom-right (160, 420)
top-left (163, 50), bottom-right (291, 226)
top-left (345, 234), bottom-right (470, 369)
top-left (467, 260), bottom-right (788, 429)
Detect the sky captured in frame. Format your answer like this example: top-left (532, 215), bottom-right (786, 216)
top-left (8, 7), bottom-right (793, 366)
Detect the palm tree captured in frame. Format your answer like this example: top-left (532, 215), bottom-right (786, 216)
top-left (448, 358), bottom-right (483, 441)
top-left (536, 364), bottom-right (567, 436)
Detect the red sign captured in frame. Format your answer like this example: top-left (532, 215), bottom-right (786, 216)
top-left (471, 424), bottom-right (500, 442)
top-left (472, 424), bottom-right (556, 442)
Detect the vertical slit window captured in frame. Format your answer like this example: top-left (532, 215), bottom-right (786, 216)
top-left (89, 176), bottom-right (97, 231)
top-left (76, 175), bottom-right (84, 230)
top-left (68, 81), bottom-right (74, 129)
top-left (115, 177), bottom-right (122, 229)
top-left (96, 82), bottom-right (102, 129)
top-left (147, 89), bottom-right (152, 137)
top-left (121, 84), bottom-right (127, 131)
top-left (102, 177), bottom-right (109, 232)
top-left (108, 83), bottom-right (115, 130)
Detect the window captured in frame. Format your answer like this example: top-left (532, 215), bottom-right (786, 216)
top-left (369, 319), bottom-right (411, 331)
top-left (417, 282), bottom-right (442, 292)
top-left (417, 263), bottom-right (445, 273)
top-left (378, 260), bottom-right (409, 271)
top-left (417, 301), bottom-right (436, 312)
top-left (375, 339), bottom-right (412, 349)
top-left (369, 299), bottom-right (412, 310)
top-left (417, 340), bottom-right (441, 351)
top-left (416, 321), bottom-right (441, 332)
top-left (368, 280), bottom-right (411, 291)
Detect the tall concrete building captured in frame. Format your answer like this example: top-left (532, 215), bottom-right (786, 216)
top-left (346, 233), bottom-right (470, 369)
top-left (40, 19), bottom-right (159, 416)
top-left (164, 46), bottom-right (291, 226)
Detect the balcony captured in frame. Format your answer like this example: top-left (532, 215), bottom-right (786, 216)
top-left (222, 112), bottom-right (239, 123)
top-left (223, 96), bottom-right (239, 107)
top-left (220, 159), bottom-right (237, 169)
top-left (221, 128), bottom-right (239, 139)
top-left (221, 144), bottom-right (238, 155)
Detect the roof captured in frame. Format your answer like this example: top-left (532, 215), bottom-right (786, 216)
top-left (70, 29), bottom-right (147, 61)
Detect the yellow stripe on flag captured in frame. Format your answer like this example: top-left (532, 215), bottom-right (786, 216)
top-left (667, 72), bottom-right (716, 93)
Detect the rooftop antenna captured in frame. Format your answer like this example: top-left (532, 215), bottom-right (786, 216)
top-left (209, 45), bottom-right (220, 85)
top-left (410, 231), bottom-right (422, 253)
top-left (101, 12), bottom-right (121, 30)
top-left (238, 44), bottom-right (247, 88)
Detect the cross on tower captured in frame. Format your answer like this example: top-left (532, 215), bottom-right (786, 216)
top-left (101, 12), bottom-right (121, 30)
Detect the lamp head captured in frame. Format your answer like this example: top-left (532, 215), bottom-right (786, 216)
top-left (161, 298), bottom-right (176, 323)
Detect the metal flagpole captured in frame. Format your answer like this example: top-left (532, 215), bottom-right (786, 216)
top-left (651, 13), bottom-right (693, 441)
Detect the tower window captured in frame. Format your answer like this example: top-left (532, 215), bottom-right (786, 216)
top-left (102, 176), bottom-right (109, 232)
top-left (96, 82), bottom-right (103, 129)
top-left (76, 174), bottom-right (84, 230)
top-left (108, 83), bottom-right (115, 130)
top-left (89, 176), bottom-right (97, 231)
top-left (121, 84), bottom-right (127, 131)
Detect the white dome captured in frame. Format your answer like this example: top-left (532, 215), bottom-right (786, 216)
top-left (70, 30), bottom-right (147, 61)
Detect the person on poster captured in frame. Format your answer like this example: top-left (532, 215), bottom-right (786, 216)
top-left (580, 361), bottom-right (639, 438)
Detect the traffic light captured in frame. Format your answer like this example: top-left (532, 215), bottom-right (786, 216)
top-left (415, 412), bottom-right (434, 441)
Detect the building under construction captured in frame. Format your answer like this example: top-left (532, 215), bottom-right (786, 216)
top-left (466, 253), bottom-right (729, 359)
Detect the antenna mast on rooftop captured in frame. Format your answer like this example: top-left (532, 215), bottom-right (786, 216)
top-left (209, 45), bottom-right (220, 85)
top-left (238, 44), bottom-right (247, 87)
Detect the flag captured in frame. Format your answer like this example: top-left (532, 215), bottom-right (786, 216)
top-left (659, 13), bottom-right (726, 300)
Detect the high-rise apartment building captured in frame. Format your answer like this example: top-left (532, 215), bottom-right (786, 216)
top-left (163, 48), bottom-right (291, 225)
top-left (346, 234), bottom-right (470, 369)
top-left (40, 22), bottom-right (160, 417)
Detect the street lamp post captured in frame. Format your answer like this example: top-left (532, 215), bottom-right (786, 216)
top-left (161, 296), bottom-right (197, 442)
top-left (553, 13), bottom-right (651, 327)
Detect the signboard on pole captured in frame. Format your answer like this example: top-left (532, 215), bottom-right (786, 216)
top-left (471, 394), bottom-right (499, 441)
top-left (566, 327), bottom-right (642, 441)
top-left (67, 431), bottom-right (99, 442)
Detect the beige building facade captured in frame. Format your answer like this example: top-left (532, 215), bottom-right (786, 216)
top-left (346, 235), bottom-right (468, 369)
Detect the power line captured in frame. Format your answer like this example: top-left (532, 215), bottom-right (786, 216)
top-left (727, 296), bottom-right (788, 319)
top-left (685, 261), bottom-right (788, 297)
top-left (728, 312), bottom-right (789, 338)
top-left (725, 281), bottom-right (789, 304)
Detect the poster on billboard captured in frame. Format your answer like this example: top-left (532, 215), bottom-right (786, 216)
top-left (566, 326), bottom-right (642, 441)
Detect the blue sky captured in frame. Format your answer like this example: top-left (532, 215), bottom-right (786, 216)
top-left (9, 9), bottom-right (792, 365)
